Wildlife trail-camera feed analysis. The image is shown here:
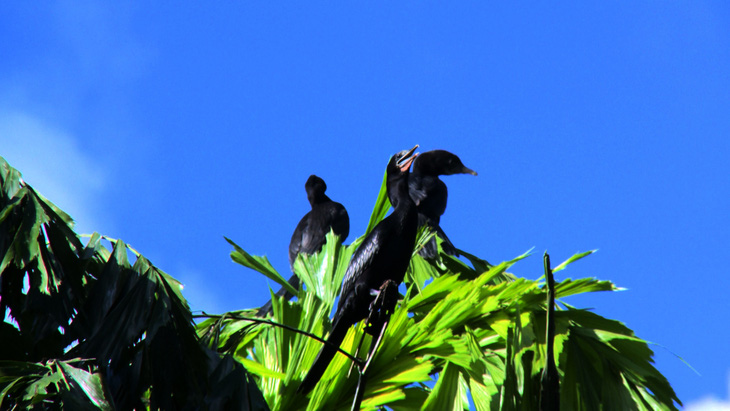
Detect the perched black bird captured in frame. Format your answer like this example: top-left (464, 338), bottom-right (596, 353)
top-left (257, 175), bottom-right (349, 317)
top-left (408, 150), bottom-right (477, 258)
top-left (298, 145), bottom-right (420, 395)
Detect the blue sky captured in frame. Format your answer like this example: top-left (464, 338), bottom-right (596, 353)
top-left (2, 2), bottom-right (729, 408)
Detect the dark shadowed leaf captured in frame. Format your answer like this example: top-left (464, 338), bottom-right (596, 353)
top-left (1, 157), bottom-right (268, 410)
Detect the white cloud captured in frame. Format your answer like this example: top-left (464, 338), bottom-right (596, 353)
top-left (0, 4), bottom-right (153, 237)
top-left (685, 373), bottom-right (730, 411)
top-left (686, 398), bottom-right (730, 411)
top-left (0, 2), bottom-right (156, 236)
top-left (0, 110), bottom-right (107, 234)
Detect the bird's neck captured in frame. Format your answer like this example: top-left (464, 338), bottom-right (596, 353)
top-left (411, 160), bottom-right (437, 177)
top-left (389, 174), bottom-right (413, 211)
top-left (309, 193), bottom-right (331, 206)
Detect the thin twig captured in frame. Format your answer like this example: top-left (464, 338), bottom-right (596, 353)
top-left (194, 312), bottom-right (363, 365)
top-left (351, 280), bottom-right (399, 411)
top-left (348, 330), bottom-right (367, 378)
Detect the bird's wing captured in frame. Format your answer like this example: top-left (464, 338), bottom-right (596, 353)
top-left (331, 202), bottom-right (350, 241)
top-left (408, 176), bottom-right (427, 206)
top-left (298, 221), bottom-right (323, 256)
top-left (288, 212), bottom-right (312, 268)
top-left (418, 217), bottom-right (458, 259)
top-left (434, 223), bottom-right (457, 255)
top-left (336, 226), bottom-right (385, 317)
top-left (340, 235), bottom-right (378, 296)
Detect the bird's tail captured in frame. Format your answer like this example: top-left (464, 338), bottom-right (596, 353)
top-left (434, 224), bottom-right (458, 256)
top-left (297, 315), bottom-right (351, 395)
top-left (418, 216), bottom-right (458, 259)
top-left (257, 274), bottom-right (300, 317)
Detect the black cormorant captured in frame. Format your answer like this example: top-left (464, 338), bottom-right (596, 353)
top-left (257, 175), bottom-right (349, 317)
top-left (297, 145), bottom-right (419, 394)
top-left (408, 150), bottom-right (477, 258)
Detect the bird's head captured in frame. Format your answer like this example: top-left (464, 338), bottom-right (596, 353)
top-left (305, 174), bottom-right (328, 205)
top-left (386, 145), bottom-right (419, 207)
top-left (413, 150), bottom-right (477, 176)
top-left (389, 145), bottom-right (419, 176)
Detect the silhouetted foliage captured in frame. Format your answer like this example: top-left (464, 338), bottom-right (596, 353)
top-left (0, 156), bottom-right (267, 410)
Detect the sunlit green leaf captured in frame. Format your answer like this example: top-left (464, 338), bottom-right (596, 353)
top-left (552, 249), bottom-right (596, 273)
top-left (1, 155), bottom-right (681, 410)
top-left (555, 277), bottom-right (620, 298)
top-left (421, 362), bottom-right (460, 411)
top-left (226, 236), bottom-right (296, 296)
top-left (364, 168), bottom-right (391, 235)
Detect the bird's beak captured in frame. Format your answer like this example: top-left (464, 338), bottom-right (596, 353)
top-left (397, 145), bottom-right (419, 172)
top-left (463, 166), bottom-right (478, 176)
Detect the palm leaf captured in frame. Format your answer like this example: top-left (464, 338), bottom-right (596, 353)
top-left (1, 155), bottom-right (681, 410)
top-left (0, 156), bottom-right (268, 410)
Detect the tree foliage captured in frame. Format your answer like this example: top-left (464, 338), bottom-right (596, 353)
top-left (199, 166), bottom-right (682, 410)
top-left (0, 157), bottom-right (267, 409)
top-left (0, 155), bottom-right (681, 409)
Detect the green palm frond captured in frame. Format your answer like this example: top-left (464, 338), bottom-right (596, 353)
top-left (1, 154), bottom-right (681, 410)
top-left (213, 171), bottom-right (681, 410)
